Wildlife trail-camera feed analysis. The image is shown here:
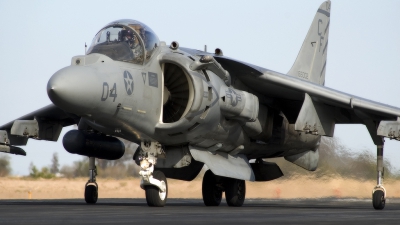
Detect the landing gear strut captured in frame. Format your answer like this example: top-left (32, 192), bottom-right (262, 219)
top-left (372, 145), bottom-right (386, 210)
top-left (202, 170), bottom-right (246, 207)
top-left (84, 157), bottom-right (98, 204)
top-left (138, 141), bottom-right (168, 207)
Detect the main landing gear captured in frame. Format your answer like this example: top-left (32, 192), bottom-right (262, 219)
top-left (138, 141), bottom-right (168, 207)
top-left (85, 157), bottom-right (98, 204)
top-left (202, 170), bottom-right (223, 206)
top-left (372, 145), bottom-right (386, 210)
top-left (202, 170), bottom-right (246, 207)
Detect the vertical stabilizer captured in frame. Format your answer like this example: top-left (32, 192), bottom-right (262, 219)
top-left (287, 1), bottom-right (331, 85)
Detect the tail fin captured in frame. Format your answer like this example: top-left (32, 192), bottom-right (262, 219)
top-left (287, 1), bottom-right (331, 85)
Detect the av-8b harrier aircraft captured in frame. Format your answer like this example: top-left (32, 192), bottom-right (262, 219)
top-left (0, 1), bottom-right (398, 210)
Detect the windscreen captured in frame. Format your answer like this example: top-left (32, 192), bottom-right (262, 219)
top-left (87, 26), bottom-right (144, 64)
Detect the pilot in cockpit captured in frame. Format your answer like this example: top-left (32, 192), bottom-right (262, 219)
top-left (87, 20), bottom-right (159, 64)
top-left (120, 29), bottom-right (135, 48)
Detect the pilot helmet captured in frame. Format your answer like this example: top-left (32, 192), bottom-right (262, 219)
top-left (121, 29), bottom-right (134, 41)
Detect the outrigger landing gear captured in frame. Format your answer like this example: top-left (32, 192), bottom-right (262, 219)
top-left (138, 141), bottom-right (168, 207)
top-left (84, 157), bottom-right (98, 204)
top-left (202, 170), bottom-right (246, 207)
top-left (372, 145), bottom-right (386, 210)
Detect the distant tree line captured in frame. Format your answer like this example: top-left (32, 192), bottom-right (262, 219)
top-left (0, 155), bottom-right (11, 176)
top-left (29, 152), bottom-right (60, 179)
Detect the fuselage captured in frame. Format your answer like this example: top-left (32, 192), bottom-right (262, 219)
top-left (47, 19), bottom-right (320, 160)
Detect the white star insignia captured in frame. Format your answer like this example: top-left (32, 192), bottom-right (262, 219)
top-left (125, 78), bottom-right (133, 92)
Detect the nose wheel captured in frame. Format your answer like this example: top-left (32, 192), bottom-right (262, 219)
top-left (137, 142), bottom-right (169, 207)
top-left (145, 170), bottom-right (168, 207)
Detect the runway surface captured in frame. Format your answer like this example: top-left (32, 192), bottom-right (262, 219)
top-left (1, 198), bottom-right (399, 224)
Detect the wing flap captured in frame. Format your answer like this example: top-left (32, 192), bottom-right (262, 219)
top-left (237, 68), bottom-right (400, 122)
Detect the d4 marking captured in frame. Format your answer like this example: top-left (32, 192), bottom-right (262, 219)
top-left (101, 82), bottom-right (118, 102)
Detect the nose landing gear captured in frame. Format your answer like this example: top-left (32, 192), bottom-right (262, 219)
top-left (144, 170), bottom-right (168, 207)
top-left (138, 141), bottom-right (168, 207)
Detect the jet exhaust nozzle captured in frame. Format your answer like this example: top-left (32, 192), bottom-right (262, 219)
top-left (63, 130), bottom-right (125, 160)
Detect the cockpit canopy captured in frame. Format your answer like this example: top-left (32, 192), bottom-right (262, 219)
top-left (87, 19), bottom-right (159, 64)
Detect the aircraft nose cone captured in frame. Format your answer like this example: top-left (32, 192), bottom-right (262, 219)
top-left (47, 66), bottom-right (99, 115)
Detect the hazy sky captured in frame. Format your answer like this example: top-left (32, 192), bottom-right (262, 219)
top-left (0, 0), bottom-right (399, 175)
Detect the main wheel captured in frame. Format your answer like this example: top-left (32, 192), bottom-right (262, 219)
top-left (84, 185), bottom-right (98, 204)
top-left (224, 178), bottom-right (246, 207)
top-left (373, 190), bottom-right (385, 210)
top-left (202, 170), bottom-right (223, 206)
top-left (145, 170), bottom-right (168, 207)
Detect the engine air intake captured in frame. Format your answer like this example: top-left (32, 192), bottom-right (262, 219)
top-left (163, 63), bottom-right (190, 123)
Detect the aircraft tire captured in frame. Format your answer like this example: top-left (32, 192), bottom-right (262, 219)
top-left (224, 178), bottom-right (245, 207)
top-left (202, 170), bottom-right (222, 206)
top-left (372, 190), bottom-right (385, 210)
top-left (84, 185), bottom-right (98, 204)
top-left (145, 170), bottom-right (168, 207)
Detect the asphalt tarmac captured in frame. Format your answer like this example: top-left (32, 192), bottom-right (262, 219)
top-left (0, 198), bottom-right (399, 224)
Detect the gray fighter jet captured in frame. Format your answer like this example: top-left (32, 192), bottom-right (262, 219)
top-left (0, 1), bottom-right (398, 209)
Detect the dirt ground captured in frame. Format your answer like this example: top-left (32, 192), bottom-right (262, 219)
top-left (1, 176), bottom-right (400, 200)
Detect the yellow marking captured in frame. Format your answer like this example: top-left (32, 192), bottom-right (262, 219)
top-left (137, 110), bottom-right (147, 114)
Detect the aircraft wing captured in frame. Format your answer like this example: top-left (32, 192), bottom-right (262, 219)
top-left (212, 55), bottom-right (400, 145)
top-left (0, 104), bottom-right (78, 146)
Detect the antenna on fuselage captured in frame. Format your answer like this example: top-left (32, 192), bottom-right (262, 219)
top-left (204, 45), bottom-right (207, 52)
top-left (85, 42), bottom-right (87, 55)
